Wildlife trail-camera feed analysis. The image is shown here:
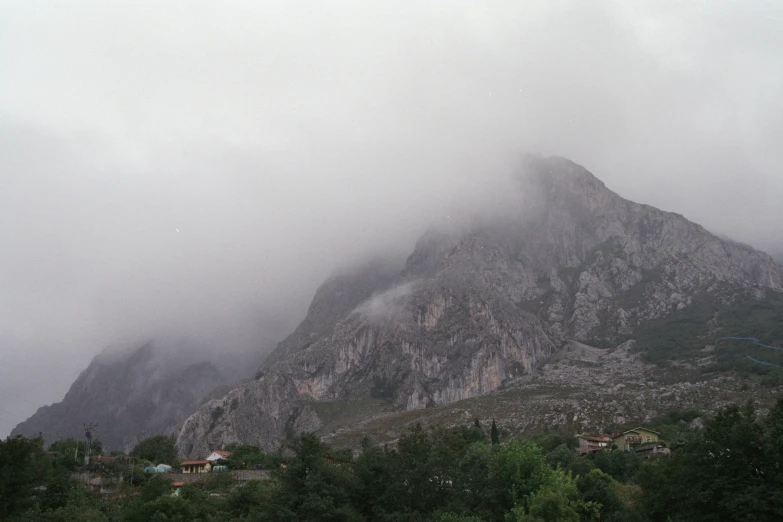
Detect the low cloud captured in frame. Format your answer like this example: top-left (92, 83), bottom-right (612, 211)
top-left (354, 282), bottom-right (420, 323)
top-left (1, 0), bottom-right (781, 437)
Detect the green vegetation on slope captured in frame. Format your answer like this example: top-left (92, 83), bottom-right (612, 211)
top-left (2, 401), bottom-right (783, 521)
top-left (634, 291), bottom-right (783, 383)
top-left (129, 435), bottom-right (178, 465)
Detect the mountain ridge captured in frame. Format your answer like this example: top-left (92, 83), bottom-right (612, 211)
top-left (11, 342), bottom-right (242, 452)
top-left (174, 156), bottom-right (782, 457)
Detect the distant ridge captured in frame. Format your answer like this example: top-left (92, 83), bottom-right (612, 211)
top-left (11, 342), bottom-right (232, 452)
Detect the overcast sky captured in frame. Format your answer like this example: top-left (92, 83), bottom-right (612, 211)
top-left (1, 0), bottom-right (782, 437)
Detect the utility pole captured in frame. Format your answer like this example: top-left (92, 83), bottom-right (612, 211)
top-left (130, 430), bottom-right (147, 489)
top-left (84, 422), bottom-right (98, 466)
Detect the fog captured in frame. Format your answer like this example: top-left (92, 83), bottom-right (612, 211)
top-left (1, 0), bottom-right (781, 437)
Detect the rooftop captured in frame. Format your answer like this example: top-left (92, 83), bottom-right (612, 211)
top-left (210, 450), bottom-right (232, 457)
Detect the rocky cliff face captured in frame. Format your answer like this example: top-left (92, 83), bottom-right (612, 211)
top-left (260, 259), bottom-right (400, 369)
top-left (11, 342), bottom-right (231, 452)
top-left (175, 156), bottom-right (782, 457)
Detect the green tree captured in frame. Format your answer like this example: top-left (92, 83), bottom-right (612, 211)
top-left (124, 496), bottom-right (196, 522)
top-left (640, 399), bottom-right (783, 521)
top-left (589, 447), bottom-right (642, 483)
top-left (454, 441), bottom-right (492, 516)
top-left (0, 435), bottom-right (52, 518)
top-left (47, 437), bottom-right (103, 461)
top-left (511, 485), bottom-right (579, 522)
top-left (431, 511), bottom-right (484, 522)
top-left (121, 476), bottom-right (177, 522)
top-left (278, 432), bottom-right (362, 521)
top-left (138, 475), bottom-right (173, 503)
top-left (224, 443), bottom-right (278, 470)
top-left (483, 438), bottom-right (557, 520)
top-left (491, 420), bottom-right (500, 445)
top-left (130, 435), bottom-right (177, 465)
top-left (389, 423), bottom-right (444, 515)
top-left (544, 443), bottom-right (595, 478)
top-left (532, 429), bottom-right (579, 453)
top-left (15, 503), bottom-right (109, 522)
top-left (227, 479), bottom-right (292, 520)
top-left (48, 438), bottom-right (87, 470)
top-left (505, 469), bottom-right (589, 522)
top-left (576, 469), bottom-right (625, 521)
top-left (352, 444), bottom-right (398, 518)
top-left (353, 424), bottom-right (496, 519)
top-left (38, 468), bottom-right (81, 512)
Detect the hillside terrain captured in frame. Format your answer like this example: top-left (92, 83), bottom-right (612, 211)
top-left (175, 156), bottom-right (783, 457)
top-left (11, 342), bottom-right (242, 452)
top-left (320, 338), bottom-right (777, 448)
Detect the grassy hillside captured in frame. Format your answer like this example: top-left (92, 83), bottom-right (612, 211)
top-left (634, 291), bottom-right (783, 384)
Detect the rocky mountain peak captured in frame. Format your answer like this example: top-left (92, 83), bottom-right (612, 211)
top-left (523, 155), bottom-right (608, 200)
top-left (175, 156), bottom-right (782, 457)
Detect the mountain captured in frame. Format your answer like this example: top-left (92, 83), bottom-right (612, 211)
top-left (261, 258), bottom-right (401, 369)
top-left (174, 156), bottom-right (782, 457)
top-left (11, 342), bottom-right (238, 452)
top-left (174, 156), bottom-right (783, 456)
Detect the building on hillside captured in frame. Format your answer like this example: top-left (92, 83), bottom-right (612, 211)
top-left (634, 443), bottom-right (671, 457)
top-left (181, 460), bottom-right (212, 474)
top-left (205, 450), bottom-right (232, 463)
top-left (613, 428), bottom-right (660, 450)
top-left (576, 435), bottom-right (613, 455)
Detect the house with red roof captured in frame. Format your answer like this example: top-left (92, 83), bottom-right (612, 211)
top-left (181, 460), bottom-right (212, 474)
top-left (205, 450), bottom-right (232, 463)
top-left (576, 434), bottom-right (613, 455)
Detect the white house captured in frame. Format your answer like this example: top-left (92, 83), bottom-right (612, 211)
top-left (205, 450), bottom-right (232, 463)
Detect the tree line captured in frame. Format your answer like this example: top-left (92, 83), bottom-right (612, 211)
top-left (1, 399), bottom-right (782, 521)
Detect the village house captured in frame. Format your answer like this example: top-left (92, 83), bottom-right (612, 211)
top-left (170, 482), bottom-right (185, 495)
top-left (576, 434), bottom-right (613, 455)
top-left (612, 427), bottom-right (660, 450)
top-left (180, 460), bottom-right (212, 474)
top-left (205, 450), bottom-right (232, 463)
top-left (634, 443), bottom-right (671, 457)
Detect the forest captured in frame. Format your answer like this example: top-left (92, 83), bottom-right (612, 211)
top-left (1, 399), bottom-right (781, 521)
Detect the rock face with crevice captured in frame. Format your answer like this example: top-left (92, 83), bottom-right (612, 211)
top-left (175, 155), bottom-right (782, 457)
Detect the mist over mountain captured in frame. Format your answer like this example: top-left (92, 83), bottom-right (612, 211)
top-left (2, 1), bottom-right (782, 441)
top-left (9, 340), bottom-right (260, 452)
top-left (175, 157), bottom-right (783, 457)
top-left (11, 152), bottom-right (783, 454)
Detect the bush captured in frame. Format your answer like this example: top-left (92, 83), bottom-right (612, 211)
top-left (130, 436), bottom-right (177, 465)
